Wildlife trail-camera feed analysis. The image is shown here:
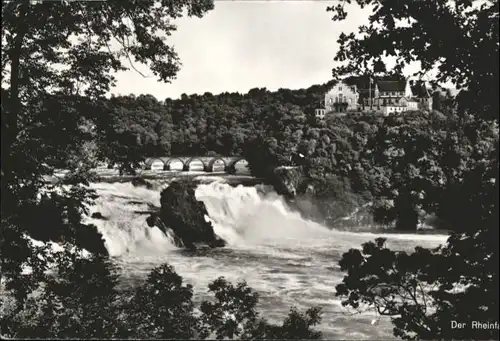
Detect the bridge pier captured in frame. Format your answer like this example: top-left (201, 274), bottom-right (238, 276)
top-left (225, 165), bottom-right (236, 174)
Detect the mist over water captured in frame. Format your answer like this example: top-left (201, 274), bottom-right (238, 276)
top-left (87, 179), bottom-right (448, 339)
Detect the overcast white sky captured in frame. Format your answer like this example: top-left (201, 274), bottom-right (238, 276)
top-left (110, 1), bottom-right (409, 100)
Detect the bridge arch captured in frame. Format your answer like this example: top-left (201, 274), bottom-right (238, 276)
top-left (145, 158), bottom-right (165, 171)
top-left (183, 157), bottom-right (206, 171)
top-left (226, 158), bottom-right (249, 174)
top-left (161, 157), bottom-right (185, 171)
top-left (206, 158), bottom-right (227, 172)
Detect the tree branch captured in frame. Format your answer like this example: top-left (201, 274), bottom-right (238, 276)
top-left (114, 34), bottom-right (151, 78)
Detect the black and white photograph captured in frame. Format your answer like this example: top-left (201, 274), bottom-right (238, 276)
top-left (1, 0), bottom-right (498, 340)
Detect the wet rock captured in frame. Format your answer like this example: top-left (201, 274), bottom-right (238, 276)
top-left (91, 212), bottom-right (107, 220)
top-left (147, 180), bottom-right (226, 249)
top-left (131, 177), bottom-right (154, 189)
top-left (146, 214), bottom-right (157, 227)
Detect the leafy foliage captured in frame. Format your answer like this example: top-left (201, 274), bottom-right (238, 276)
top-left (360, 111), bottom-right (498, 230)
top-left (1, 0), bottom-right (214, 302)
top-left (1, 252), bottom-right (122, 338)
top-left (124, 264), bottom-right (198, 339)
top-left (330, 1), bottom-right (499, 340)
top-left (93, 94), bottom-right (174, 173)
top-left (1, 261), bottom-right (322, 340)
top-left (336, 232), bottom-right (499, 340)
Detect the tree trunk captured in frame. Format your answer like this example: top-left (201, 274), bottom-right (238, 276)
top-left (1, 1), bottom-right (29, 215)
top-left (7, 1), bottom-right (28, 145)
top-left (395, 191), bottom-right (419, 231)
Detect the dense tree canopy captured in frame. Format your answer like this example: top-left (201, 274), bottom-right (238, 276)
top-left (329, 1), bottom-right (499, 339)
top-left (1, 0), bottom-right (214, 317)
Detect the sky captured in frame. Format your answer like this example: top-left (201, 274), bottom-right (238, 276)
top-left (111, 1), bottom-right (414, 100)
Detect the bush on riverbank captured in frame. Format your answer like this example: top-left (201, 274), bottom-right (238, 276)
top-left (0, 253), bottom-right (322, 340)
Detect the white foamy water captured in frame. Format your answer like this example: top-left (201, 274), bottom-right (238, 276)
top-left (86, 179), bottom-right (448, 340)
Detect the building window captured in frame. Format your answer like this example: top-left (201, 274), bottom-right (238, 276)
top-left (339, 86), bottom-right (342, 91)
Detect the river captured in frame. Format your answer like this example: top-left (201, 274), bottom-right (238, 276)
top-left (85, 173), bottom-right (448, 340)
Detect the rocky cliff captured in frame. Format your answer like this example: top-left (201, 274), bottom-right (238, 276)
top-left (269, 166), bottom-right (310, 198)
top-left (269, 166), bottom-right (375, 229)
top-left (147, 181), bottom-right (226, 250)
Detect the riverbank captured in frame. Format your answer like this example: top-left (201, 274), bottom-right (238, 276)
top-left (50, 168), bottom-right (263, 186)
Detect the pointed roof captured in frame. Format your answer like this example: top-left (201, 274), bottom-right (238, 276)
top-left (342, 75), bottom-right (371, 89)
top-left (342, 75), bottom-right (377, 99)
top-left (331, 75), bottom-right (417, 100)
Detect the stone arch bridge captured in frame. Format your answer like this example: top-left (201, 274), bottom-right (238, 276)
top-left (144, 156), bottom-right (249, 173)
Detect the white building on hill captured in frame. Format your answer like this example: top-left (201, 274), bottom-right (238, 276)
top-left (315, 76), bottom-right (433, 120)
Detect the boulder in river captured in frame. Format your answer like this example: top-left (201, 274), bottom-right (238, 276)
top-left (131, 177), bottom-right (154, 189)
top-left (91, 212), bottom-right (108, 220)
top-left (147, 180), bottom-right (226, 250)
